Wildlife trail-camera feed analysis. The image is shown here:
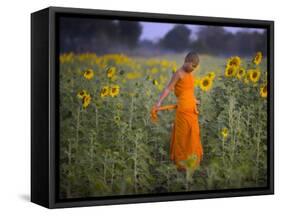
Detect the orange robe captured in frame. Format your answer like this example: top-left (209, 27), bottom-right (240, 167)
top-left (169, 73), bottom-right (203, 169)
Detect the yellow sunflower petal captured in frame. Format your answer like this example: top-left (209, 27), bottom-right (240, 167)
top-left (200, 76), bottom-right (213, 92)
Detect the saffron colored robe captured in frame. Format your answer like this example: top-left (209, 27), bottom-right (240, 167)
top-left (169, 73), bottom-right (203, 169)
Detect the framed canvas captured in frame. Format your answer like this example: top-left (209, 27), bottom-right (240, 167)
top-left (31, 6), bottom-right (274, 209)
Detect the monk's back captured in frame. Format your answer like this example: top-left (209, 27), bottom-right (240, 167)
top-left (174, 71), bottom-right (196, 111)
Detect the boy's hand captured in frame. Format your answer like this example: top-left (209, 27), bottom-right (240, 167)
top-left (195, 99), bottom-right (200, 105)
top-left (154, 102), bottom-right (161, 110)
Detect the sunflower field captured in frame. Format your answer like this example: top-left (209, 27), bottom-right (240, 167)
top-left (59, 51), bottom-right (268, 199)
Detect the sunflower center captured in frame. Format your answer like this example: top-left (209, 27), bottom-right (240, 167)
top-left (263, 86), bottom-right (267, 93)
top-left (203, 80), bottom-right (209, 86)
top-left (252, 72), bottom-right (257, 78)
top-left (256, 54), bottom-right (261, 60)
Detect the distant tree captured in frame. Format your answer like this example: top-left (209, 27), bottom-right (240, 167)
top-left (159, 25), bottom-right (191, 52)
top-left (192, 26), bottom-right (230, 55)
top-left (191, 26), bottom-right (267, 56)
top-left (118, 21), bottom-right (142, 49)
top-left (233, 31), bottom-right (267, 56)
top-left (59, 17), bottom-right (142, 53)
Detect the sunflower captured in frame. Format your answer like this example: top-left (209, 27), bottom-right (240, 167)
top-left (77, 90), bottom-right (88, 99)
top-left (172, 65), bottom-right (178, 73)
top-left (221, 127), bottom-right (228, 139)
top-left (114, 115), bottom-right (121, 124)
top-left (252, 51), bottom-right (262, 65)
top-left (260, 84), bottom-right (267, 98)
top-left (227, 56), bottom-right (241, 68)
top-left (200, 76), bottom-right (213, 92)
top-left (248, 69), bottom-right (261, 83)
top-left (151, 67), bottom-right (158, 74)
top-left (100, 86), bottom-right (110, 97)
top-left (207, 71), bottom-right (216, 80)
top-left (83, 69), bottom-right (94, 80)
top-left (116, 102), bottom-right (123, 110)
top-left (152, 79), bottom-right (159, 86)
top-left (225, 65), bottom-right (237, 77)
top-left (237, 67), bottom-right (246, 80)
top-left (146, 75), bottom-right (152, 81)
top-left (109, 85), bottom-right (120, 97)
top-left (82, 94), bottom-right (91, 109)
top-left (107, 67), bottom-right (116, 79)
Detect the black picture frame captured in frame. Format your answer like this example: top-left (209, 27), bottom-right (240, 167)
top-left (31, 6), bottom-right (274, 209)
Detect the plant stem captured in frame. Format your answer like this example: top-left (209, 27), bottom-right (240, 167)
top-left (103, 153), bottom-right (107, 184)
top-left (222, 138), bottom-right (225, 163)
top-left (246, 108), bottom-right (251, 145)
top-left (90, 136), bottom-right (94, 169)
top-left (129, 96), bottom-right (134, 130)
top-left (134, 140), bottom-right (138, 193)
top-left (67, 139), bottom-right (72, 198)
top-left (167, 168), bottom-right (170, 192)
top-left (75, 107), bottom-right (81, 148)
top-left (185, 170), bottom-right (190, 190)
top-left (255, 103), bottom-right (262, 185)
top-left (233, 109), bottom-right (241, 159)
top-left (228, 96), bottom-right (235, 162)
top-left (95, 106), bottom-right (99, 133)
top-left (111, 163), bottom-right (115, 191)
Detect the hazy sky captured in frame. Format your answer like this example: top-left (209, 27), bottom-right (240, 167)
top-left (139, 22), bottom-right (265, 42)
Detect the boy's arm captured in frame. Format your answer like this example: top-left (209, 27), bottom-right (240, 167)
top-left (155, 71), bottom-right (180, 108)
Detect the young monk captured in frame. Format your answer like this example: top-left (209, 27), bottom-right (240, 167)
top-left (153, 52), bottom-right (203, 172)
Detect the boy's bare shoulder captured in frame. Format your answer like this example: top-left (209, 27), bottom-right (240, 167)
top-left (174, 68), bottom-right (185, 78)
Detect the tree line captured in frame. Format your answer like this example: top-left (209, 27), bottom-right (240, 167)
top-left (60, 18), bottom-right (267, 56)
